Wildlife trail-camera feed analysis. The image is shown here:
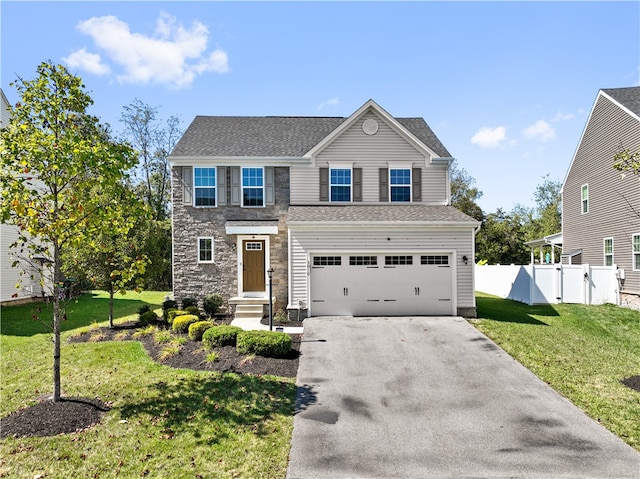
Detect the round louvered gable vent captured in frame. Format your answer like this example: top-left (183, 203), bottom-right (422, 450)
top-left (362, 118), bottom-right (379, 135)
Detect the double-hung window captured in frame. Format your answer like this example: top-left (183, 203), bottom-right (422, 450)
top-left (633, 234), bottom-right (640, 271)
top-left (330, 168), bottom-right (351, 202)
top-left (194, 167), bottom-right (216, 206)
top-left (603, 238), bottom-right (613, 266)
top-left (390, 168), bottom-right (411, 202)
top-left (242, 167), bottom-right (264, 207)
top-left (581, 184), bottom-right (589, 214)
top-left (198, 237), bottom-right (214, 263)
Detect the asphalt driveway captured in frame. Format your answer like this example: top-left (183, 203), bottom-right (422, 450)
top-left (286, 316), bottom-right (640, 479)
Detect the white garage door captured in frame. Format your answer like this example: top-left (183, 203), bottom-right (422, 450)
top-left (310, 254), bottom-right (453, 316)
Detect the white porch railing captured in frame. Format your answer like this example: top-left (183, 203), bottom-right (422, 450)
top-left (475, 264), bottom-right (619, 306)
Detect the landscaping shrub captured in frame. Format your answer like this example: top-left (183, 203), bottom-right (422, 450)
top-left (172, 314), bottom-right (200, 334)
top-left (185, 306), bottom-right (201, 316)
top-left (203, 294), bottom-right (225, 317)
top-left (188, 321), bottom-right (214, 341)
top-left (167, 309), bottom-right (188, 324)
top-left (162, 299), bottom-right (178, 312)
top-left (181, 297), bottom-right (198, 309)
top-left (203, 325), bottom-right (243, 349)
top-left (236, 330), bottom-right (292, 358)
top-left (139, 310), bottom-right (160, 326)
top-left (137, 304), bottom-right (151, 316)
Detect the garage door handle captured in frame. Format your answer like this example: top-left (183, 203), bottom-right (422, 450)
top-left (343, 287), bottom-right (349, 296)
top-left (415, 287), bottom-right (420, 296)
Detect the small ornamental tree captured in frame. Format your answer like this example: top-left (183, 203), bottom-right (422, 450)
top-left (0, 61), bottom-right (138, 402)
top-left (614, 146), bottom-right (640, 177)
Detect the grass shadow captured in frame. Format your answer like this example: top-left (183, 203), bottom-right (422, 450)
top-left (118, 374), bottom-right (296, 445)
top-left (476, 294), bottom-right (558, 325)
top-left (1, 292), bottom-right (165, 337)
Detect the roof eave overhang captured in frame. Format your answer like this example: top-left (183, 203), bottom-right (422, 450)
top-left (169, 156), bottom-right (309, 167)
top-left (288, 221), bottom-right (480, 230)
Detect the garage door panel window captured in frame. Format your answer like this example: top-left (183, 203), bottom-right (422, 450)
top-left (313, 256), bottom-right (342, 266)
top-left (421, 255), bottom-right (449, 265)
top-left (385, 255), bottom-right (413, 265)
top-left (350, 256), bottom-right (378, 266)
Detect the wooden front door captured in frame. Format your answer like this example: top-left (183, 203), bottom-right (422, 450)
top-left (243, 240), bottom-right (265, 292)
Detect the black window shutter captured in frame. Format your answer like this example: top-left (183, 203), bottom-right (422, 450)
top-left (379, 168), bottom-right (389, 202)
top-left (319, 168), bottom-right (329, 202)
top-left (353, 168), bottom-right (362, 202)
top-left (412, 168), bottom-right (422, 202)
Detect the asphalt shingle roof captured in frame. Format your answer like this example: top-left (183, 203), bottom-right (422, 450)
top-left (288, 205), bottom-right (478, 224)
top-left (602, 87), bottom-right (640, 117)
top-left (170, 115), bottom-right (451, 158)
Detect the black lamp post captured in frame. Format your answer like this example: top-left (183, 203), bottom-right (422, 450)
top-left (267, 267), bottom-right (274, 331)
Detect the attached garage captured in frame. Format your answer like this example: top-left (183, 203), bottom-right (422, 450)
top-left (287, 204), bottom-right (479, 318)
top-left (310, 253), bottom-right (453, 316)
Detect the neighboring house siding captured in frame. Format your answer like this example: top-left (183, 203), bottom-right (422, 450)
top-left (289, 228), bottom-right (475, 312)
top-left (562, 91), bottom-right (640, 294)
top-left (290, 112), bottom-right (448, 205)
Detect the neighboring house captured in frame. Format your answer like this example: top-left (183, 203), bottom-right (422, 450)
top-left (169, 100), bottom-right (480, 318)
top-left (561, 86), bottom-right (640, 307)
top-left (1, 89), bottom-right (52, 304)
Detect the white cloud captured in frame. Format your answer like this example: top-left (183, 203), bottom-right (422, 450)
top-left (523, 119), bottom-right (556, 142)
top-left (550, 111), bottom-right (575, 122)
top-left (318, 98), bottom-right (339, 109)
top-left (68, 12), bottom-right (229, 89)
top-left (471, 126), bottom-right (508, 148)
top-left (63, 48), bottom-right (110, 75)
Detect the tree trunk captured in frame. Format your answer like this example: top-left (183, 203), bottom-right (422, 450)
top-left (109, 283), bottom-right (115, 329)
top-left (52, 243), bottom-right (62, 402)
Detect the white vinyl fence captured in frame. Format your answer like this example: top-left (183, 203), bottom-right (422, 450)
top-left (475, 264), bottom-right (619, 306)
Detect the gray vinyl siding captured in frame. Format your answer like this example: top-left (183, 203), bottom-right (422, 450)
top-left (288, 227), bottom-right (476, 312)
top-left (562, 92), bottom-right (640, 294)
top-left (290, 112), bottom-right (448, 205)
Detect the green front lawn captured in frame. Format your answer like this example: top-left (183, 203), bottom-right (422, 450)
top-left (0, 292), bottom-right (295, 478)
top-left (473, 292), bottom-right (640, 451)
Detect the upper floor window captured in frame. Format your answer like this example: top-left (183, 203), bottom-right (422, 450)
top-left (330, 168), bottom-right (352, 202)
top-left (603, 238), bottom-right (613, 266)
top-left (194, 167), bottom-right (216, 206)
top-left (633, 234), bottom-right (640, 271)
top-left (198, 237), bottom-right (214, 263)
top-left (390, 168), bottom-right (411, 202)
top-left (581, 184), bottom-right (589, 214)
top-left (242, 167), bottom-right (264, 207)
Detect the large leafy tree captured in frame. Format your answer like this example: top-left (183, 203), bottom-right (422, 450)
top-left (450, 161), bottom-right (484, 222)
top-left (476, 208), bottom-right (530, 265)
top-left (0, 61), bottom-right (137, 402)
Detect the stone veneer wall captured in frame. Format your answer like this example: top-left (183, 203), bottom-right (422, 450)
top-left (172, 166), bottom-right (290, 313)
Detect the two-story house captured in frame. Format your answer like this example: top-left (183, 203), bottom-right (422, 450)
top-left (169, 100), bottom-right (480, 319)
top-left (562, 87), bottom-right (640, 308)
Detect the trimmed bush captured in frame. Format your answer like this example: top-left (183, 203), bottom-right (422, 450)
top-left (167, 309), bottom-right (188, 324)
top-left (188, 321), bottom-right (214, 341)
top-left (139, 310), bottom-right (159, 326)
top-left (185, 306), bottom-right (200, 315)
top-left (162, 299), bottom-right (178, 312)
top-left (203, 294), bottom-right (224, 317)
top-left (172, 314), bottom-right (200, 334)
top-left (137, 304), bottom-right (151, 316)
top-left (181, 297), bottom-right (198, 309)
top-left (203, 325), bottom-right (243, 349)
top-left (236, 330), bottom-right (292, 358)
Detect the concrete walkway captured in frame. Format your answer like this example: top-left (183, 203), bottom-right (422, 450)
top-left (230, 315), bottom-right (303, 334)
top-left (287, 316), bottom-right (640, 479)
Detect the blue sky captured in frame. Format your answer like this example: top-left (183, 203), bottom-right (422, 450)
top-left (2, 1), bottom-right (639, 213)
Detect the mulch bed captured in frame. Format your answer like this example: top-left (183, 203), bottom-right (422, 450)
top-left (1, 321), bottom-right (301, 440)
top-left (622, 375), bottom-right (640, 392)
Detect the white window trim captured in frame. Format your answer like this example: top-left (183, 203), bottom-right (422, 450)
top-left (633, 233), bottom-right (640, 271)
top-left (193, 167), bottom-right (217, 208)
top-left (241, 166), bottom-right (265, 208)
top-left (329, 167), bottom-right (353, 202)
top-left (197, 237), bottom-right (214, 263)
top-left (581, 183), bottom-right (589, 215)
top-left (389, 168), bottom-right (412, 203)
top-left (603, 237), bottom-right (613, 267)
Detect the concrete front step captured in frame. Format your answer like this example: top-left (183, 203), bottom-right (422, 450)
top-left (234, 303), bottom-right (265, 321)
